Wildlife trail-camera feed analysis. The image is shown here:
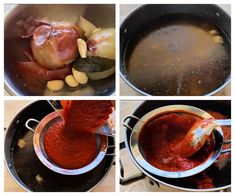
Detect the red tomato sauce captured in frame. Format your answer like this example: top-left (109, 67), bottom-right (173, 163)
top-left (139, 112), bottom-right (215, 172)
top-left (185, 110), bottom-right (230, 189)
top-left (139, 109), bottom-right (230, 189)
top-left (61, 100), bottom-right (113, 135)
top-left (43, 100), bottom-right (113, 169)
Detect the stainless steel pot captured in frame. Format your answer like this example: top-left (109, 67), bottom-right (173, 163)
top-left (5, 101), bottom-right (115, 191)
top-left (5, 4), bottom-right (115, 96)
top-left (25, 111), bottom-right (109, 175)
top-left (123, 105), bottom-right (230, 178)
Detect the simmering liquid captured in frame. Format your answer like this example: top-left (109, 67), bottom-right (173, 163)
top-left (126, 15), bottom-right (230, 95)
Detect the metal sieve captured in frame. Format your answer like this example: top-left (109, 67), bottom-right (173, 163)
top-left (26, 111), bottom-right (110, 175)
top-left (123, 105), bottom-right (231, 178)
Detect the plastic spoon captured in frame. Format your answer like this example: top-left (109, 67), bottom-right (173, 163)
top-left (180, 118), bottom-right (231, 158)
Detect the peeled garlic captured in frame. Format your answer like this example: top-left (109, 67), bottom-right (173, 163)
top-left (36, 174), bottom-right (44, 184)
top-left (77, 39), bottom-right (87, 58)
top-left (47, 80), bottom-right (64, 91)
top-left (213, 35), bottom-right (224, 44)
top-left (17, 139), bottom-right (26, 148)
top-left (209, 29), bottom-right (219, 36)
top-left (72, 68), bottom-right (88, 84)
top-left (65, 75), bottom-right (79, 87)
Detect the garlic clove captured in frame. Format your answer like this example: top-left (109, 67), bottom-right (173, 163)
top-left (77, 39), bottom-right (87, 58)
top-left (65, 75), bottom-right (79, 87)
top-left (72, 68), bottom-right (88, 84)
top-left (47, 80), bottom-right (64, 91)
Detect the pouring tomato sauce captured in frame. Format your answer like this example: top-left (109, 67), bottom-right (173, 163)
top-left (43, 100), bottom-right (113, 169)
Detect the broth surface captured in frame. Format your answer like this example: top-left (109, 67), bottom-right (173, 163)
top-left (126, 15), bottom-right (230, 95)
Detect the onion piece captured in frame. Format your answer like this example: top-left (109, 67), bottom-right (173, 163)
top-left (87, 28), bottom-right (115, 60)
top-left (17, 17), bottom-right (51, 38)
top-left (76, 16), bottom-right (97, 37)
top-left (16, 61), bottom-right (72, 81)
top-left (31, 23), bottom-right (80, 69)
top-left (23, 50), bottom-right (36, 62)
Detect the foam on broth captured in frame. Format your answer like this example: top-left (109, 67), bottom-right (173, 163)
top-left (125, 15), bottom-right (230, 95)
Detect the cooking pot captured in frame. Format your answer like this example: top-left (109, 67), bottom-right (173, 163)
top-left (120, 100), bottom-right (231, 191)
top-left (25, 111), bottom-right (109, 175)
top-left (4, 4), bottom-right (115, 96)
top-left (124, 105), bottom-right (230, 178)
top-left (120, 4), bottom-right (231, 96)
top-left (5, 101), bottom-right (115, 191)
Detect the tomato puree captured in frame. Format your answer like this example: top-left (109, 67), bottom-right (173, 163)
top-left (61, 100), bottom-right (113, 135)
top-left (183, 110), bottom-right (230, 189)
top-left (43, 100), bottom-right (113, 169)
top-left (139, 112), bottom-right (215, 172)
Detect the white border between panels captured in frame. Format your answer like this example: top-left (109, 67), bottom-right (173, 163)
top-left (2, 0), bottom-right (234, 194)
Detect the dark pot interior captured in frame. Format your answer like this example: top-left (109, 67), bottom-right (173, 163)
top-left (120, 4), bottom-right (231, 96)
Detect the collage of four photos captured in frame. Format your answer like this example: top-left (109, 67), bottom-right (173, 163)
top-left (4, 2), bottom-right (232, 193)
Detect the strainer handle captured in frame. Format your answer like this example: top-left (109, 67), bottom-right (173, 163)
top-left (25, 118), bottom-right (39, 133)
top-left (221, 139), bottom-right (231, 154)
top-left (106, 144), bottom-right (115, 156)
top-left (122, 115), bottom-right (140, 131)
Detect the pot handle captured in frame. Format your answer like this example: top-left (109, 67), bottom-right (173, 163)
top-left (25, 118), bottom-right (39, 133)
top-left (221, 139), bottom-right (231, 154)
top-left (122, 115), bottom-right (140, 131)
top-left (106, 144), bottom-right (115, 156)
top-left (119, 141), bottom-right (146, 186)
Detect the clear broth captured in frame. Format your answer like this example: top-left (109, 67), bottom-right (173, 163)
top-left (125, 14), bottom-right (231, 95)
